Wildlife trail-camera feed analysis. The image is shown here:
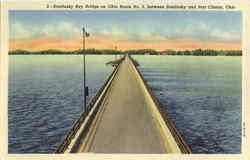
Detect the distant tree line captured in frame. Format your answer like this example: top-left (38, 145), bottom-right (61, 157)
top-left (9, 48), bottom-right (242, 56)
top-left (124, 49), bottom-right (158, 55)
top-left (159, 49), bottom-right (242, 56)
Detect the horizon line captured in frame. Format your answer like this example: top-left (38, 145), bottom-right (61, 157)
top-left (8, 48), bottom-right (243, 52)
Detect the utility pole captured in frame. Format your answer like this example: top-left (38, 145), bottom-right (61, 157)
top-left (82, 26), bottom-right (90, 112)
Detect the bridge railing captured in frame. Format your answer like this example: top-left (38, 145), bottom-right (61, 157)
top-left (129, 55), bottom-right (192, 154)
top-left (55, 57), bottom-right (124, 153)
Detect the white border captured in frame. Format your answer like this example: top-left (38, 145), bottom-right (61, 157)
top-left (1, 0), bottom-right (249, 160)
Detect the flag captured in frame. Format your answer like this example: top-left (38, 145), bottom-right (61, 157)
top-left (85, 32), bottom-right (90, 37)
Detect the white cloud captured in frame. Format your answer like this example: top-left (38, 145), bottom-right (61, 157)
top-left (12, 23), bottom-right (32, 40)
top-left (111, 28), bottom-right (125, 36)
top-left (138, 32), bottom-right (152, 40)
top-left (58, 22), bottom-right (80, 35)
top-left (174, 21), bottom-right (241, 42)
top-left (11, 21), bottom-right (81, 40)
top-left (209, 29), bottom-right (241, 41)
top-left (138, 31), bottom-right (168, 41)
top-left (180, 22), bottom-right (210, 36)
top-left (40, 25), bottom-right (56, 38)
top-left (199, 23), bottom-right (210, 31)
top-left (99, 28), bottom-right (127, 38)
top-left (195, 22), bottom-right (241, 41)
top-left (11, 21), bottom-right (240, 43)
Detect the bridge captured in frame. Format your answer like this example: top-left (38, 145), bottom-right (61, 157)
top-left (55, 55), bottom-right (191, 154)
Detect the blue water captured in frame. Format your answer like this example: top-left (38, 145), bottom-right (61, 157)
top-left (8, 55), bottom-right (242, 153)
top-left (8, 55), bottom-right (114, 153)
top-left (135, 55), bottom-right (242, 154)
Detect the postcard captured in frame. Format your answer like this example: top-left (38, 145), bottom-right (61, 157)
top-left (0, 0), bottom-right (249, 160)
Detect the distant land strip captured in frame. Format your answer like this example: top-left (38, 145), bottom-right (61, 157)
top-left (9, 49), bottom-right (242, 56)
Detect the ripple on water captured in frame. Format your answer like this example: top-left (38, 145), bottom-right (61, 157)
top-left (8, 55), bottom-right (114, 153)
top-left (136, 55), bottom-right (241, 154)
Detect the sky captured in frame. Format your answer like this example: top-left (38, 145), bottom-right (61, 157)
top-left (9, 11), bottom-right (242, 51)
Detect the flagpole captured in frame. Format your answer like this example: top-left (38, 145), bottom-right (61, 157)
top-left (83, 26), bottom-right (86, 113)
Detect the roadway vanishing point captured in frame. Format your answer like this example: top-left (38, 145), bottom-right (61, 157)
top-left (55, 55), bottom-right (191, 154)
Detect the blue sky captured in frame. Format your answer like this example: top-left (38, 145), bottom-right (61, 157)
top-left (9, 10), bottom-right (242, 51)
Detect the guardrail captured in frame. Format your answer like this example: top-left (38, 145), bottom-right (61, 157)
top-left (55, 57), bottom-right (124, 153)
top-left (129, 55), bottom-right (192, 154)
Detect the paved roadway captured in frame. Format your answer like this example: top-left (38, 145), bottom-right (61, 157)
top-left (82, 56), bottom-right (167, 153)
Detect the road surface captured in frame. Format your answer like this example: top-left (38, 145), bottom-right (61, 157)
top-left (81, 56), bottom-right (167, 153)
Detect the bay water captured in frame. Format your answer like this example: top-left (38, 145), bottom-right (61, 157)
top-left (8, 55), bottom-right (241, 153)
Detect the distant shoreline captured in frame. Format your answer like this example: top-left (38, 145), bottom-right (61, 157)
top-left (9, 49), bottom-right (242, 56)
